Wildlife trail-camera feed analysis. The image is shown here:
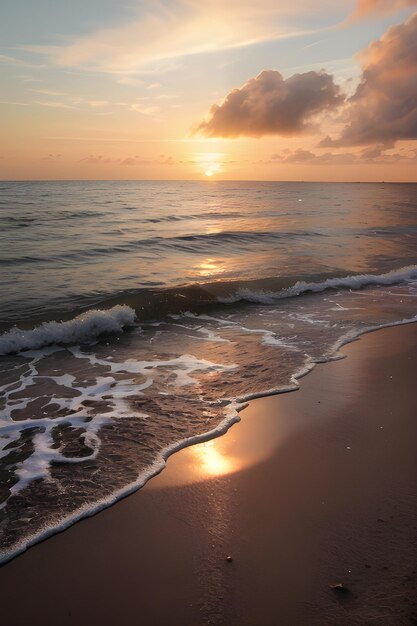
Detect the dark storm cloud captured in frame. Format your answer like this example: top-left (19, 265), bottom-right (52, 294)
top-left (197, 70), bottom-right (344, 138)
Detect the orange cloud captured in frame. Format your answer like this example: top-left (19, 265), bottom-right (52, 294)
top-left (197, 70), bottom-right (344, 138)
top-left (79, 154), bottom-right (177, 166)
top-left (268, 146), bottom-right (417, 164)
top-left (321, 12), bottom-right (417, 147)
top-left (352, 0), bottom-right (417, 19)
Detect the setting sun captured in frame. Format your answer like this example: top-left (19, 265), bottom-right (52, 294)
top-left (193, 153), bottom-right (223, 178)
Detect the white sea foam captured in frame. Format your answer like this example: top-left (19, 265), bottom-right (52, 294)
top-left (0, 400), bottom-right (242, 565)
top-left (0, 354), bottom-right (149, 502)
top-left (218, 265), bottom-right (417, 305)
top-left (0, 305), bottom-right (137, 355)
top-left (1, 308), bottom-right (417, 563)
top-left (0, 340), bottom-right (238, 510)
top-left (158, 320), bottom-right (232, 344)
top-left (183, 310), bottom-right (299, 350)
top-left (69, 346), bottom-right (237, 386)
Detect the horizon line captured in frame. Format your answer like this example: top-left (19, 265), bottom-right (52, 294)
top-left (1, 178), bottom-right (416, 184)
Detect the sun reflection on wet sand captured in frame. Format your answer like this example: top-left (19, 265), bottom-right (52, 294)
top-left (148, 396), bottom-right (294, 490)
top-left (147, 434), bottom-right (243, 490)
top-left (191, 440), bottom-right (237, 477)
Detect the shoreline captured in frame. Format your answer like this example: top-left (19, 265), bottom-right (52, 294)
top-left (1, 313), bottom-right (415, 569)
top-left (0, 322), bottom-right (416, 624)
top-left (1, 315), bottom-right (415, 567)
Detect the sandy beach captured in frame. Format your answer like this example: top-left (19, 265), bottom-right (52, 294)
top-left (0, 322), bottom-right (416, 626)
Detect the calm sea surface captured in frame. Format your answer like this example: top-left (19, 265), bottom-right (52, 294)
top-left (1, 180), bottom-right (417, 562)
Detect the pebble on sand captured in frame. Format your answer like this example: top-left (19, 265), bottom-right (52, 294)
top-left (329, 583), bottom-right (348, 593)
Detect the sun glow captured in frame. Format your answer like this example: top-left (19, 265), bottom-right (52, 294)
top-left (193, 152), bottom-right (223, 178)
top-left (195, 257), bottom-right (226, 278)
top-left (204, 161), bottom-right (221, 177)
top-left (192, 440), bottom-right (235, 476)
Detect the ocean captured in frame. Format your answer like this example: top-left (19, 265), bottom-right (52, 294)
top-left (1, 180), bottom-right (417, 563)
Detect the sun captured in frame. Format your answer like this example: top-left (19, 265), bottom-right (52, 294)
top-left (193, 152), bottom-right (223, 178)
top-left (203, 161), bottom-right (220, 177)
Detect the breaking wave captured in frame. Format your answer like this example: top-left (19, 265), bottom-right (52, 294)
top-left (0, 305), bottom-right (136, 355)
top-left (2, 264), bottom-right (417, 356)
top-left (218, 265), bottom-right (417, 304)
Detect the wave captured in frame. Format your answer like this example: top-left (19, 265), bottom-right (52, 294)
top-left (218, 265), bottom-right (417, 304)
top-left (1, 264), bottom-right (417, 356)
top-left (0, 229), bottom-right (326, 266)
top-left (0, 305), bottom-right (136, 355)
top-left (5, 223), bottom-right (415, 266)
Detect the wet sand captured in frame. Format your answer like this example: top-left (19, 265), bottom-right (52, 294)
top-left (0, 323), bottom-right (416, 625)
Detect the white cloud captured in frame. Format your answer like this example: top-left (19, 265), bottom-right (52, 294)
top-left (129, 103), bottom-right (160, 115)
top-left (0, 101), bottom-right (29, 107)
top-left (34, 100), bottom-right (74, 109)
top-left (117, 76), bottom-right (147, 86)
top-left (26, 0), bottom-right (346, 73)
top-left (87, 100), bottom-right (109, 107)
top-left (31, 89), bottom-right (68, 96)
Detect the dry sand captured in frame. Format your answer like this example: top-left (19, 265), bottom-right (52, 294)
top-left (0, 323), bottom-right (416, 625)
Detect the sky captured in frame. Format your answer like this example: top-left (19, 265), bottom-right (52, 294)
top-left (0, 0), bottom-right (416, 181)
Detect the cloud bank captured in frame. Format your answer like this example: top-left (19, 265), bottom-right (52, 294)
top-left (197, 70), bottom-right (344, 138)
top-left (269, 147), bottom-right (416, 164)
top-left (322, 12), bottom-right (417, 147)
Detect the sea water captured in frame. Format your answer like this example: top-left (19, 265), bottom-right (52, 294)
top-left (1, 180), bottom-right (416, 562)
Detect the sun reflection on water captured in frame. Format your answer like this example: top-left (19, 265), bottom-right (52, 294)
top-left (197, 257), bottom-right (225, 278)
